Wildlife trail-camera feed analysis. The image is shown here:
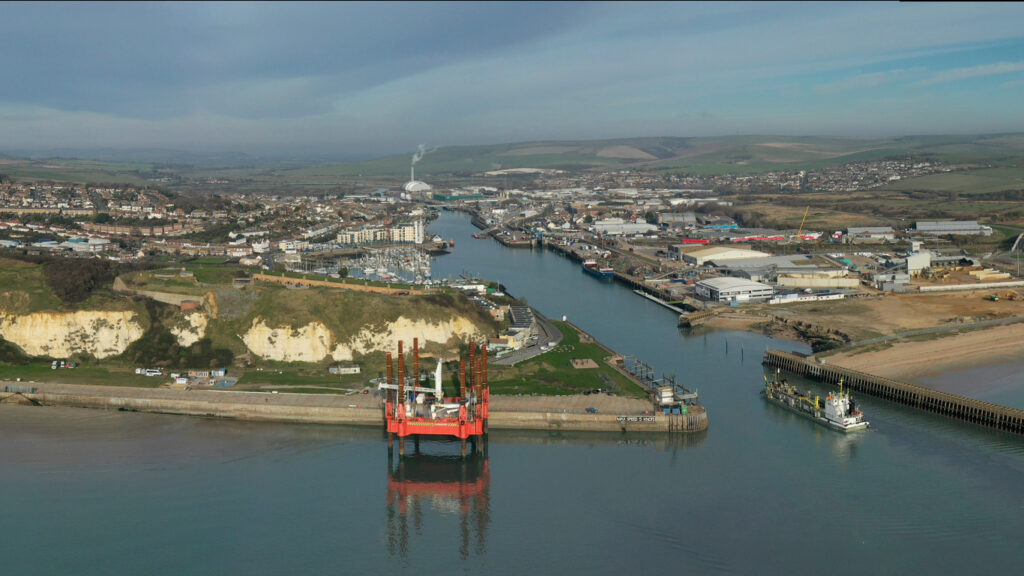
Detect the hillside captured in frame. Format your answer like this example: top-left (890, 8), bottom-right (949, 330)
top-left (4, 133), bottom-right (1024, 186)
top-left (255, 133), bottom-right (1024, 180)
top-left (0, 258), bottom-right (499, 368)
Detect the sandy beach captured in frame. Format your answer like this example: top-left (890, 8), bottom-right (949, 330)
top-left (825, 323), bottom-right (1024, 380)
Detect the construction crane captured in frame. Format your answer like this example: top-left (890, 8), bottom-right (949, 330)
top-left (796, 206), bottom-right (811, 238)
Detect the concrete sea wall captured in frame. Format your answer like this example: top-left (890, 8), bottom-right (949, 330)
top-left (11, 384), bottom-right (707, 433)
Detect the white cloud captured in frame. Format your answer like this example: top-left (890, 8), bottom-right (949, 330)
top-left (921, 61), bottom-right (1024, 86)
top-left (815, 70), bottom-right (906, 94)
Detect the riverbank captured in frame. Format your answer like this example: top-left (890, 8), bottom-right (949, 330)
top-left (4, 382), bottom-right (701, 433)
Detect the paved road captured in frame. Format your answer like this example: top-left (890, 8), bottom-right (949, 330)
top-left (492, 309), bottom-right (563, 366)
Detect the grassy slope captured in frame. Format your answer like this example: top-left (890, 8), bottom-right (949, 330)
top-left (883, 167), bottom-right (1024, 195)
top-left (488, 322), bottom-right (647, 397)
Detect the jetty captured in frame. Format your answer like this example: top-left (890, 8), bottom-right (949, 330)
top-left (763, 350), bottom-right (1024, 435)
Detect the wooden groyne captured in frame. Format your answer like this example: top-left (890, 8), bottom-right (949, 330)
top-left (763, 350), bottom-right (1024, 435)
top-left (678, 309), bottom-right (719, 327)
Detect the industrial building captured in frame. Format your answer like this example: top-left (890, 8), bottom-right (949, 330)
top-left (873, 273), bottom-right (910, 292)
top-left (659, 212), bottom-right (697, 226)
top-left (592, 218), bottom-right (658, 236)
top-left (681, 246), bottom-right (771, 266)
top-left (711, 254), bottom-right (842, 284)
top-left (846, 226), bottom-right (895, 243)
top-left (695, 277), bottom-right (775, 302)
top-left (906, 250), bottom-right (933, 275)
top-left (915, 221), bottom-right (992, 236)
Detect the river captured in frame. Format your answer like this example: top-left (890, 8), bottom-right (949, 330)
top-left (3, 211), bottom-right (1023, 575)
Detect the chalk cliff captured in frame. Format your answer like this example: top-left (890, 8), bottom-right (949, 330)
top-left (0, 310), bottom-right (145, 359)
top-left (241, 315), bottom-right (485, 362)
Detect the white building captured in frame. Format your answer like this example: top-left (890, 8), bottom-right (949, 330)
top-left (906, 250), bottom-right (933, 275)
top-left (915, 221), bottom-right (992, 236)
top-left (695, 277), bottom-right (775, 302)
top-left (592, 218), bottom-right (657, 236)
top-left (682, 246), bottom-right (771, 266)
top-left (389, 220), bottom-right (425, 244)
top-left (337, 226), bottom-right (387, 245)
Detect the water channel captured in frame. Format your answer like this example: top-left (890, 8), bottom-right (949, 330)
top-left (3, 211), bottom-right (1023, 574)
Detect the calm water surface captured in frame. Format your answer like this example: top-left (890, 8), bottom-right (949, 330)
top-left (3, 211), bottom-right (1024, 575)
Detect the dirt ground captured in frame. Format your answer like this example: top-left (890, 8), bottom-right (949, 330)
top-left (708, 290), bottom-right (1024, 381)
top-left (739, 290), bottom-right (1024, 341)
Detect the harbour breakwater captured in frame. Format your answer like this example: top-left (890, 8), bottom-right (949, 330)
top-left (763, 350), bottom-right (1024, 435)
top-left (4, 383), bottom-right (700, 433)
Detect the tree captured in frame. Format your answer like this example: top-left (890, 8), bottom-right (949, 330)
top-left (644, 211), bottom-right (658, 225)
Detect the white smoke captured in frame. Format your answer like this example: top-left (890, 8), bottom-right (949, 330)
top-left (411, 144), bottom-right (436, 166)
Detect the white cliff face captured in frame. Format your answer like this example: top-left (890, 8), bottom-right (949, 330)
top-left (170, 313), bottom-right (209, 348)
top-left (241, 315), bottom-right (484, 362)
top-left (0, 310), bottom-right (145, 359)
top-left (241, 318), bottom-right (335, 363)
top-left (330, 316), bottom-right (483, 361)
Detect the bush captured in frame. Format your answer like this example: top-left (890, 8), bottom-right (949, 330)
top-left (0, 336), bottom-right (29, 364)
top-left (120, 301), bottom-right (234, 369)
top-left (42, 258), bottom-right (122, 303)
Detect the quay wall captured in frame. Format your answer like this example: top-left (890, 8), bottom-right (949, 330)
top-left (763, 350), bottom-right (1024, 435)
top-left (30, 388), bottom-right (385, 426)
top-left (15, 384), bottom-right (706, 433)
top-left (561, 320), bottom-right (708, 433)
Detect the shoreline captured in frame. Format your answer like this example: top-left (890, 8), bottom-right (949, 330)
top-left (3, 382), bottom-right (705, 434)
top-left (823, 322), bottom-right (1024, 381)
top-left (704, 311), bottom-right (1024, 388)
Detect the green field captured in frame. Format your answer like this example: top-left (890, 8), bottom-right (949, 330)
top-left (488, 322), bottom-right (647, 397)
top-left (234, 365), bottom-right (370, 389)
top-left (0, 363), bottom-right (164, 388)
top-left (884, 167), bottom-right (1024, 195)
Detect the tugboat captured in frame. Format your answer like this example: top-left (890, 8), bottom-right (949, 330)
top-left (762, 370), bottom-right (869, 432)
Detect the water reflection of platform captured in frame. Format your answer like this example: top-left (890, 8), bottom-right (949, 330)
top-left (386, 441), bottom-right (490, 559)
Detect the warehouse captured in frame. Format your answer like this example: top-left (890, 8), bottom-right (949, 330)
top-left (682, 246), bottom-right (771, 266)
top-left (592, 218), bottom-right (658, 236)
top-left (846, 226), bottom-right (895, 243)
top-left (695, 277), bottom-right (775, 302)
top-left (915, 221), bottom-right (992, 236)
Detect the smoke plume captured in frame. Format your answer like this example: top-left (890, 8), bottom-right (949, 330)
top-left (411, 144), bottom-right (436, 166)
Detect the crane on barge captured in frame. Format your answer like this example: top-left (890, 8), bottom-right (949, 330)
top-left (378, 339), bottom-right (490, 457)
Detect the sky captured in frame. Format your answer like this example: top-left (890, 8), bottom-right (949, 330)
top-left (2, 1), bottom-right (1024, 159)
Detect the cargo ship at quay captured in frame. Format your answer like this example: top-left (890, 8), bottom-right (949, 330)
top-left (762, 370), bottom-right (869, 432)
top-left (581, 260), bottom-right (615, 280)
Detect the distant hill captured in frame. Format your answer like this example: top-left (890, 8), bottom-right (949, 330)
top-left (279, 133), bottom-right (1024, 180)
top-left (2, 133), bottom-right (1023, 186)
